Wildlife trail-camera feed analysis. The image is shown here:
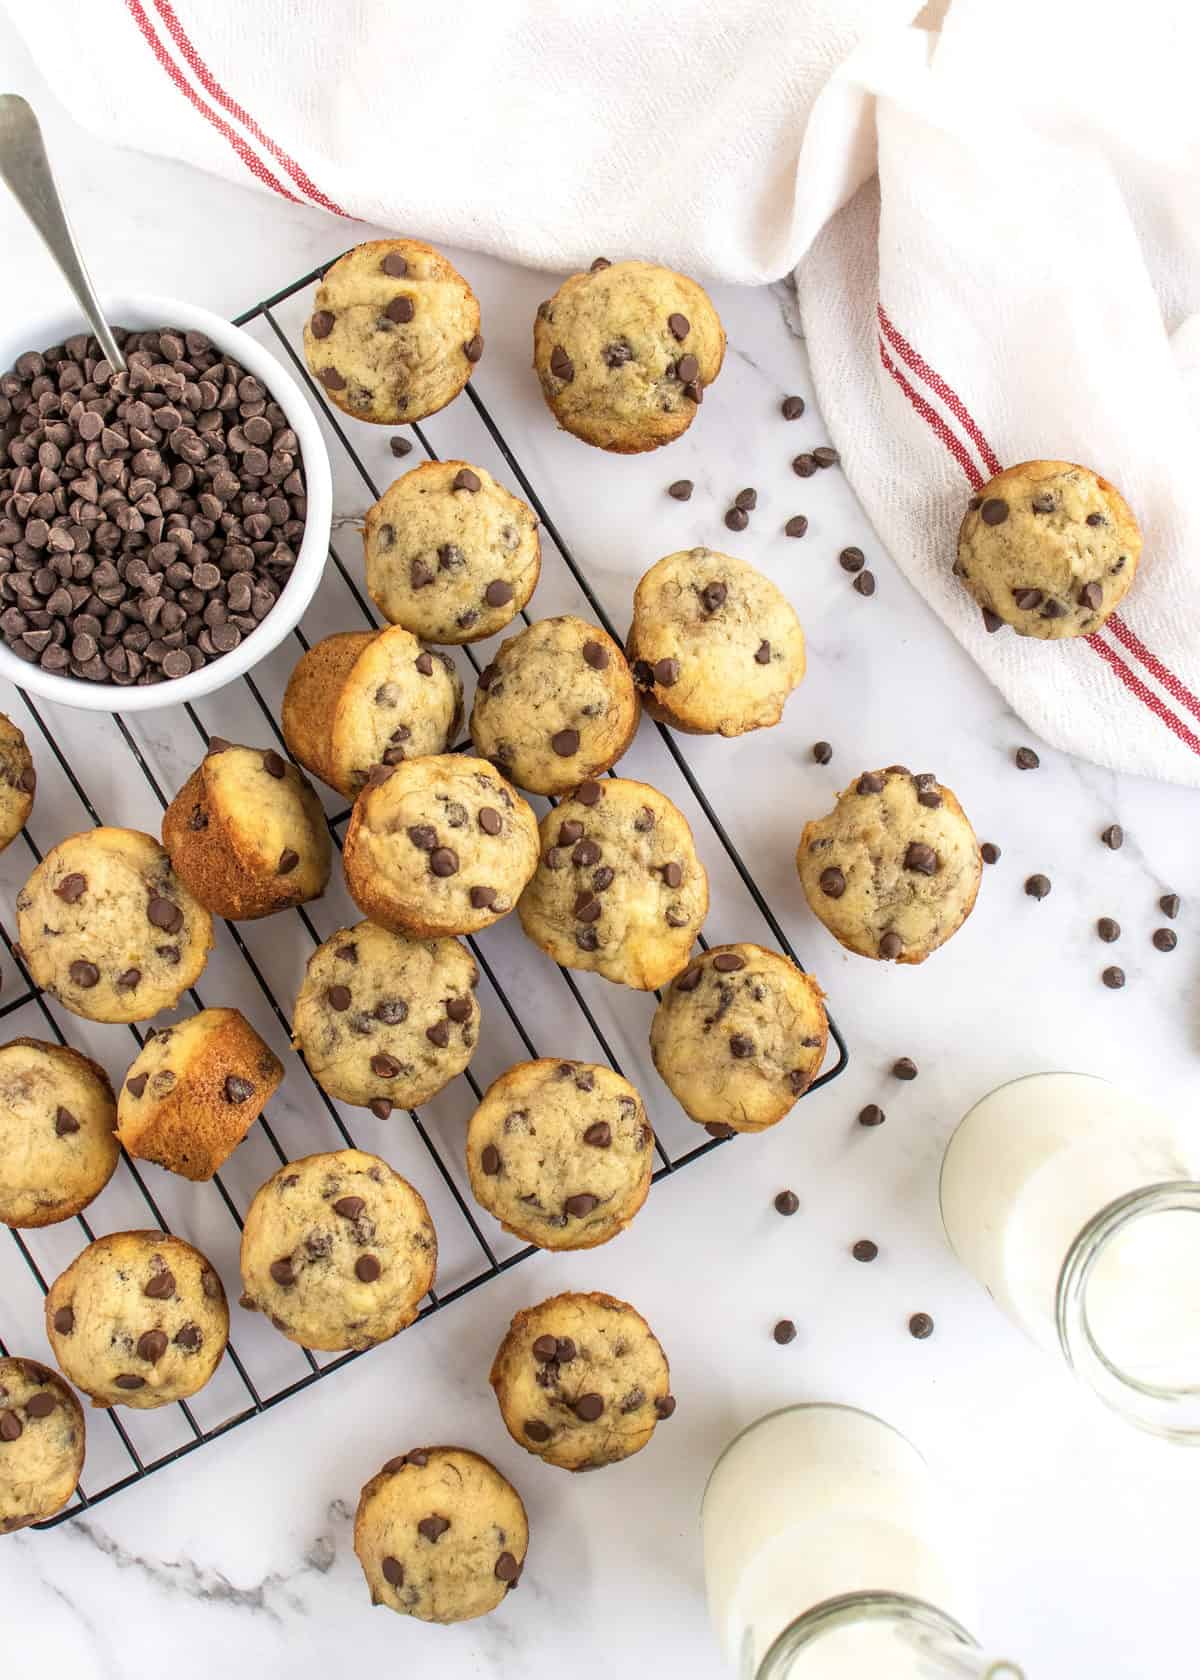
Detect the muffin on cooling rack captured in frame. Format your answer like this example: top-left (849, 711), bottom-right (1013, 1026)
top-left (281, 625), bottom-right (463, 800)
top-left (797, 765), bottom-right (982, 964)
top-left (293, 920), bottom-right (479, 1116)
top-left (533, 258), bottom-right (724, 452)
top-left (466, 1058), bottom-right (654, 1250)
top-left (468, 615), bottom-right (639, 795)
top-left (355, 1446), bottom-right (528, 1622)
top-left (517, 776), bottom-right (708, 990)
top-left (239, 1149), bottom-right (436, 1353)
top-left (0, 1357), bottom-right (86, 1533)
top-left (627, 549), bottom-right (806, 736)
top-left (650, 944), bottom-right (828, 1134)
top-left (117, 1008), bottom-right (283, 1181)
top-left (16, 827), bottom-right (213, 1024)
top-left (0, 713), bottom-right (35, 852)
top-left (46, 1230), bottom-right (229, 1409)
top-left (0, 1037), bottom-right (119, 1228)
top-left (363, 460), bottom-right (541, 645)
top-left (342, 754), bottom-right (539, 938)
top-left (163, 739), bottom-right (331, 920)
top-left (490, 1290), bottom-right (675, 1471)
top-left (303, 237), bottom-right (482, 424)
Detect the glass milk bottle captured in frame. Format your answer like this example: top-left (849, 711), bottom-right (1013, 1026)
top-left (941, 1072), bottom-right (1200, 1439)
top-left (702, 1404), bottom-right (1021, 1679)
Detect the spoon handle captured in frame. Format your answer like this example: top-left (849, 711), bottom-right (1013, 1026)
top-left (0, 94), bottom-right (126, 371)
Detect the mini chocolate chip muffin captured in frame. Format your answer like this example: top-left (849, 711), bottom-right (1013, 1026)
top-left (16, 827), bottom-right (213, 1024)
top-left (45, 1230), bottom-right (229, 1409)
top-left (281, 626), bottom-right (463, 800)
top-left (117, 1009), bottom-right (284, 1181)
top-left (364, 460), bottom-right (540, 645)
top-left (469, 615), bottom-right (639, 794)
top-left (797, 766), bottom-right (982, 964)
top-left (0, 1357), bottom-right (85, 1533)
top-left (650, 944), bottom-right (827, 1133)
top-left (533, 259), bottom-right (725, 452)
top-left (239, 1149), bottom-right (436, 1353)
top-left (343, 754), bottom-right (539, 939)
top-left (355, 1446), bottom-right (528, 1623)
top-left (627, 549), bottom-right (806, 736)
top-left (0, 1038), bottom-right (119, 1228)
top-left (162, 740), bottom-right (331, 919)
top-left (956, 460), bottom-right (1141, 638)
top-left (517, 776), bottom-right (708, 990)
top-left (466, 1059), bottom-right (654, 1250)
top-left (303, 237), bottom-right (482, 425)
top-left (0, 714), bottom-right (35, 851)
top-left (490, 1290), bottom-right (674, 1471)
top-left (293, 920), bottom-right (479, 1116)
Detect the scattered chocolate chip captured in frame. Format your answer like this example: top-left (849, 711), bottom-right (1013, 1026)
top-left (838, 546), bottom-right (864, 573)
top-left (115, 1374), bottom-right (146, 1390)
top-left (892, 1057), bottom-right (918, 1081)
top-left (389, 436), bottom-right (413, 458)
top-left (667, 479), bottom-right (693, 501)
top-left (654, 1394), bottom-right (677, 1420)
top-left (1100, 823), bottom-right (1123, 850)
top-left (700, 582), bottom-right (727, 615)
top-left (774, 1190), bottom-right (799, 1216)
top-left (733, 487), bottom-right (757, 512)
top-left (446, 996), bottom-right (472, 1022)
top-left (1160, 893), bottom-right (1181, 919)
top-left (852, 1239), bottom-right (878, 1263)
top-left (1025, 873), bottom-right (1052, 900)
top-left (116, 968), bottom-right (142, 990)
top-left (661, 860), bottom-right (683, 889)
top-left (812, 740), bottom-right (833, 764)
top-left (853, 570), bottom-right (876, 597)
top-left (908, 1312), bottom-right (934, 1340)
top-left (858, 1104), bottom-right (885, 1128)
top-left (785, 515), bottom-right (809, 538)
top-left (1097, 917), bottom-right (1121, 942)
top-left (712, 952), bottom-right (745, 972)
top-left (730, 1034), bottom-right (754, 1059)
top-left (981, 842), bottom-right (1001, 864)
top-left (792, 453), bottom-right (817, 477)
top-left (675, 966), bottom-right (701, 992)
top-left (385, 295), bottom-right (415, 325)
top-left (1014, 747), bottom-right (1040, 770)
top-left (1086, 511), bottom-right (1106, 527)
top-left (773, 1319), bottom-right (797, 1345)
top-left (327, 984), bottom-right (352, 1012)
top-left (1102, 965), bottom-right (1126, 989)
top-left (980, 498), bottom-right (1009, 526)
top-left (724, 506), bottom-right (748, 532)
top-left (1153, 928), bottom-right (1178, 952)
top-left (781, 395), bottom-right (805, 420)
top-left (590, 257), bottom-right (611, 271)
top-left (469, 885), bottom-right (497, 909)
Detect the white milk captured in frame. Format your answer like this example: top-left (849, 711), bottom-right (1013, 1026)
top-left (940, 1073), bottom-right (1200, 1382)
top-left (702, 1406), bottom-right (975, 1679)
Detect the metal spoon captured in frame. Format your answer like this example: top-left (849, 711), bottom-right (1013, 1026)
top-left (0, 94), bottom-right (126, 371)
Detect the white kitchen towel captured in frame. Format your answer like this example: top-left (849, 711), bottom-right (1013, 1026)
top-left (6, 0), bottom-right (1200, 783)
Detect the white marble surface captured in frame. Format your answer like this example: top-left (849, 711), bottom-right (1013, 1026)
top-left (1, 35), bottom-right (1199, 1680)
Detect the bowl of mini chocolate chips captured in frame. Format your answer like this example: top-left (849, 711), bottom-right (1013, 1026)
top-left (0, 295), bottom-right (332, 710)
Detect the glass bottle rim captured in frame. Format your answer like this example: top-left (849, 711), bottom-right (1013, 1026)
top-left (755, 1590), bottom-right (977, 1680)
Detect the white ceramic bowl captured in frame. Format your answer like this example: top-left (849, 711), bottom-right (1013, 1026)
top-left (0, 293), bottom-right (332, 712)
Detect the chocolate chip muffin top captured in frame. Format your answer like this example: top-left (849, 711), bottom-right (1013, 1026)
top-left (469, 614), bottom-right (638, 794)
top-left (292, 920), bottom-right (479, 1116)
top-left (0, 1357), bottom-right (86, 1533)
top-left (955, 460), bottom-right (1141, 639)
top-left (342, 754), bottom-right (539, 939)
top-left (16, 826), bottom-right (213, 1023)
top-left (364, 460), bottom-right (540, 645)
top-left (0, 714), bottom-right (35, 852)
top-left (627, 548), bottom-right (806, 736)
top-left (354, 1446), bottom-right (528, 1623)
top-left (466, 1058), bottom-right (654, 1250)
top-left (45, 1230), bottom-right (229, 1409)
top-left (517, 776), bottom-right (708, 990)
top-left (490, 1290), bottom-right (674, 1471)
top-left (0, 1037), bottom-right (119, 1228)
top-left (303, 238), bottom-right (481, 425)
top-left (796, 766), bottom-right (982, 964)
top-left (239, 1149), bottom-right (436, 1353)
top-left (533, 259), bottom-right (724, 453)
top-left (650, 944), bottom-right (828, 1132)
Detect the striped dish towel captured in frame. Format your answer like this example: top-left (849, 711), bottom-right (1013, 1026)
top-left (6, 0), bottom-right (1198, 781)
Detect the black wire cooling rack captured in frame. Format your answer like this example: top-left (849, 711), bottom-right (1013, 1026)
top-left (0, 258), bottom-right (848, 1528)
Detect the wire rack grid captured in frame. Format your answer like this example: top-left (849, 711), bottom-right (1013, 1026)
top-left (0, 257), bottom-right (848, 1528)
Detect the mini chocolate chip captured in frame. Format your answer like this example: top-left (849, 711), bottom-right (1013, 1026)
top-left (381, 251), bottom-right (408, 277)
top-left (485, 579), bottom-right (514, 607)
top-left (1102, 965), bottom-right (1126, 989)
top-left (54, 872), bottom-right (87, 903)
top-left (676, 353), bottom-right (700, 384)
top-left (781, 395), bottom-right (805, 419)
top-left (812, 740), bottom-right (833, 764)
top-left (355, 1254), bottom-right (382, 1282)
top-left (675, 966), bottom-right (701, 992)
top-left (369, 1099), bottom-right (393, 1119)
top-left (582, 1121), bottom-right (612, 1149)
top-left (575, 1392), bottom-right (604, 1421)
top-left (1153, 928), bottom-right (1178, 952)
top-left (1013, 587), bottom-right (1044, 612)
top-left (773, 1319), bottom-right (797, 1345)
top-left (904, 841), bottom-right (937, 875)
top-left (333, 1197), bottom-right (365, 1220)
top-left (53, 1306), bottom-right (75, 1335)
top-left (857, 771), bottom-right (884, 793)
top-left (774, 1190), bottom-right (799, 1216)
top-left (469, 885), bottom-right (497, 909)
top-left (792, 453), bottom-right (817, 477)
top-left (661, 861), bottom-right (683, 889)
top-left (385, 296), bottom-right (415, 325)
top-left (565, 1193), bottom-right (599, 1218)
top-left (1100, 823), bottom-right (1123, 850)
top-left (1025, 873), bottom-right (1052, 900)
top-left (981, 609), bottom-right (1004, 632)
top-left (1080, 582), bottom-right (1104, 611)
top-left (54, 1106), bottom-right (79, 1136)
top-left (582, 639), bottom-right (610, 669)
top-left (464, 335), bottom-right (484, 363)
top-left (277, 848), bottom-right (300, 875)
top-left (1160, 893), bottom-right (1181, 919)
top-left (667, 312), bottom-right (690, 340)
top-left (68, 960), bottom-right (99, 988)
top-left (549, 346), bottom-right (575, 382)
top-left (495, 1551), bottom-right (521, 1584)
top-left (382, 1557), bottom-right (404, 1587)
top-left (327, 984), bottom-right (352, 1012)
top-left (980, 498), bottom-right (1008, 525)
top-left (446, 996), bottom-right (472, 1022)
top-left (371, 1054), bottom-right (401, 1078)
top-left (407, 824), bottom-right (438, 850)
top-left (981, 842), bottom-right (1001, 863)
top-left (224, 1075), bottom-right (254, 1102)
top-left (908, 1312), bottom-right (934, 1339)
top-left (418, 1515), bottom-right (450, 1542)
top-left (552, 728), bottom-right (580, 756)
top-left (705, 1122), bottom-right (736, 1139)
top-left (1098, 917), bottom-right (1121, 942)
top-left (115, 1374), bottom-right (146, 1390)
top-left (819, 866), bottom-right (846, 898)
top-left (137, 1329), bottom-right (168, 1363)
top-left (730, 1034), bottom-right (754, 1059)
top-left (481, 1144), bottom-right (501, 1176)
top-left (667, 479), bottom-right (693, 501)
top-left (892, 1057), bottom-right (919, 1081)
top-left (754, 640), bottom-right (771, 665)
top-left (524, 1419), bottom-right (550, 1442)
top-left (1086, 511), bottom-right (1106, 527)
top-left (389, 436), bottom-right (413, 458)
top-left (878, 932), bottom-right (903, 960)
top-left (143, 1268), bottom-right (176, 1299)
top-left (653, 657), bottom-right (680, 686)
top-left (430, 847), bottom-right (459, 877)
top-left (853, 1239), bottom-right (878, 1262)
top-left (576, 780), bottom-right (603, 805)
top-left (426, 1020), bottom-right (450, 1048)
top-left (858, 1104), bottom-right (885, 1128)
top-left (1014, 747), bottom-right (1040, 770)
top-left (0, 1410), bottom-right (22, 1441)
top-left (852, 570), bottom-right (876, 597)
top-left (712, 952), bottom-right (745, 972)
top-left (269, 1258), bottom-right (295, 1286)
top-left (724, 506), bottom-right (749, 532)
top-left (453, 468), bottom-right (481, 493)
